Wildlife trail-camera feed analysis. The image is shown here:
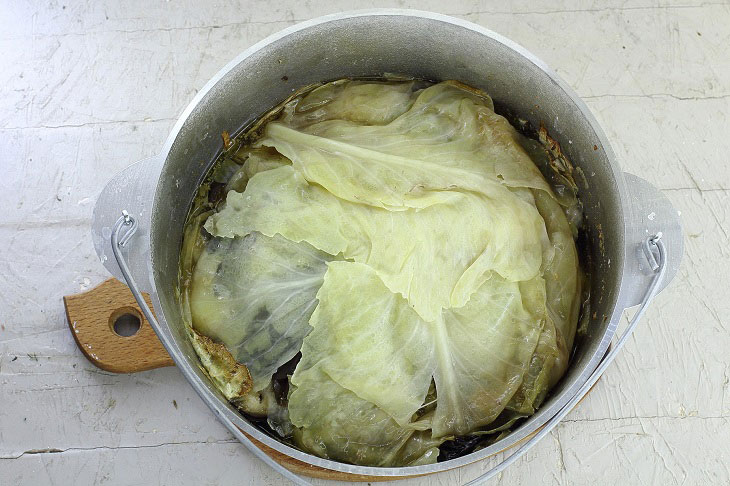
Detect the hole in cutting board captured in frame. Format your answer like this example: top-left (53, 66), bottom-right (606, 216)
top-left (113, 312), bottom-right (141, 337)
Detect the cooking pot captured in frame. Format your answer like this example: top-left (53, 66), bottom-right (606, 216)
top-left (88, 10), bottom-right (683, 485)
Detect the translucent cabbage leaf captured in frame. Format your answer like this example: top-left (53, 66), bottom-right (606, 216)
top-left (505, 190), bottom-right (581, 413)
top-left (429, 273), bottom-right (545, 437)
top-left (257, 82), bottom-right (554, 211)
top-left (289, 368), bottom-right (442, 466)
top-left (292, 261), bottom-right (436, 426)
top-left (204, 166), bottom-right (546, 321)
top-left (183, 79), bottom-right (583, 466)
top-left (224, 147), bottom-right (291, 194)
top-left (286, 79), bottom-right (417, 126)
top-left (189, 233), bottom-right (335, 390)
top-left (289, 261), bottom-right (544, 439)
top-left (535, 190), bottom-right (582, 370)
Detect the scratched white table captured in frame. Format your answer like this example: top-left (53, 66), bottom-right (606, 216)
top-left (1, 1), bottom-right (728, 485)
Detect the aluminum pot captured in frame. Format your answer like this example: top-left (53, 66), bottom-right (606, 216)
top-left (91, 10), bottom-right (683, 484)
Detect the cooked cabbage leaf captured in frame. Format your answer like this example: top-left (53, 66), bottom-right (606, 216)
top-left (289, 261), bottom-right (543, 439)
top-left (292, 261), bottom-right (437, 426)
top-left (259, 82), bottom-right (554, 211)
top-left (289, 368), bottom-right (442, 466)
top-left (224, 147), bottom-right (291, 194)
top-left (535, 190), bottom-right (581, 375)
top-left (287, 79), bottom-right (417, 126)
top-left (205, 166), bottom-right (546, 322)
top-left (190, 233), bottom-right (335, 390)
top-left (184, 79), bottom-right (583, 466)
top-left (430, 273), bottom-right (545, 437)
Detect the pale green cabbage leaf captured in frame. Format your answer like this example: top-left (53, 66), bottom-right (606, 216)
top-left (259, 82), bottom-right (554, 211)
top-left (186, 79), bottom-right (582, 465)
top-left (287, 79), bottom-right (417, 126)
top-left (190, 233), bottom-right (335, 391)
top-left (289, 368), bottom-right (442, 466)
top-left (204, 165), bottom-right (546, 322)
top-left (289, 261), bottom-right (544, 439)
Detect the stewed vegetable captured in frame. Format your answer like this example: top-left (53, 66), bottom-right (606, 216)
top-left (179, 79), bottom-right (583, 466)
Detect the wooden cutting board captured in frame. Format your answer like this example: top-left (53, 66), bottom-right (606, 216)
top-left (64, 277), bottom-right (597, 482)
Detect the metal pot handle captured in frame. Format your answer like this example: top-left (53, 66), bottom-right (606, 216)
top-left (464, 233), bottom-right (668, 485)
top-left (107, 174), bottom-right (676, 485)
top-left (110, 212), bottom-right (314, 486)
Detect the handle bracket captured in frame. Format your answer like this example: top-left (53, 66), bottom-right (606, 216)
top-left (92, 156), bottom-right (163, 293)
top-left (620, 173), bottom-right (683, 308)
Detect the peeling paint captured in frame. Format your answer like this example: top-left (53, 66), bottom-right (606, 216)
top-left (1, 1), bottom-right (728, 485)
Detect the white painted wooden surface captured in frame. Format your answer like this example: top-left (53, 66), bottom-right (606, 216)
top-left (1, 1), bottom-right (728, 485)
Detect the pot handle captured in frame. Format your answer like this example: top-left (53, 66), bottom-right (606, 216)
top-left (92, 156), bottom-right (164, 294)
top-left (619, 173), bottom-right (684, 308)
top-left (63, 277), bottom-right (175, 372)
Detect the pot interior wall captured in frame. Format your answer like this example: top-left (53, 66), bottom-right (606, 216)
top-left (151, 13), bottom-right (624, 469)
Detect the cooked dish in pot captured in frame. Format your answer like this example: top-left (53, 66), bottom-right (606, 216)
top-left (178, 78), bottom-right (584, 466)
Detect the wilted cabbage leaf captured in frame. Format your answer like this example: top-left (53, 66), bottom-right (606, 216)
top-left (290, 261), bottom-right (544, 439)
top-left (289, 368), bottom-right (442, 466)
top-left (291, 262), bottom-right (436, 426)
top-left (190, 233), bottom-right (335, 390)
top-left (204, 165), bottom-right (547, 321)
top-left (224, 147), bottom-right (291, 194)
top-left (288, 79), bottom-right (417, 126)
top-left (261, 82), bottom-right (554, 210)
top-left (184, 79), bottom-right (583, 466)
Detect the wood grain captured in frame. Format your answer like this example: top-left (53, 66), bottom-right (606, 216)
top-left (63, 278), bottom-right (175, 373)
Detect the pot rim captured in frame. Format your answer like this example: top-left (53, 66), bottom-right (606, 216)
top-left (147, 9), bottom-right (627, 477)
